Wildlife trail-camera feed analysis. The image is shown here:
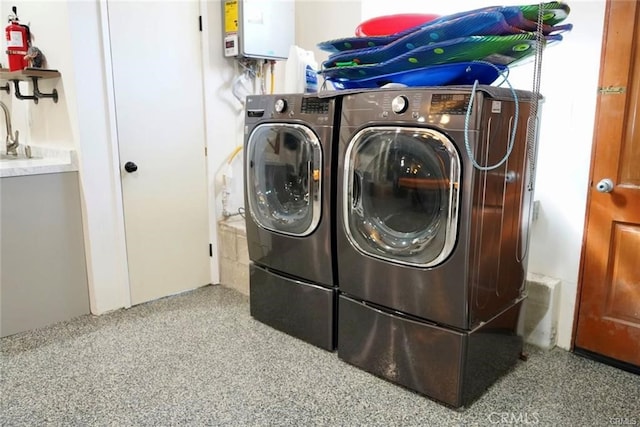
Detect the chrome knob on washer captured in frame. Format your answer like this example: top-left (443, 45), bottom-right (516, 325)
top-left (274, 99), bottom-right (287, 113)
top-left (391, 95), bottom-right (409, 114)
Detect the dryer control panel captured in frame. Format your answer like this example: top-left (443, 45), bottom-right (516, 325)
top-left (430, 93), bottom-right (472, 115)
top-left (386, 93), bottom-right (472, 116)
top-left (301, 98), bottom-right (330, 114)
top-left (343, 89), bottom-right (485, 130)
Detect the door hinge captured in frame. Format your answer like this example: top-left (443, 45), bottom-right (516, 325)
top-left (209, 243), bottom-right (213, 257)
top-left (598, 86), bottom-right (626, 95)
top-left (199, 15), bottom-right (203, 32)
top-left (205, 146), bottom-right (208, 156)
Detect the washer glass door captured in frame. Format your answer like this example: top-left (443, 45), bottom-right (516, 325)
top-left (246, 123), bottom-right (322, 236)
top-left (344, 126), bottom-right (460, 266)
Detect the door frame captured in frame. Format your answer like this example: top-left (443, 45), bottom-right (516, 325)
top-left (97, 0), bottom-right (131, 309)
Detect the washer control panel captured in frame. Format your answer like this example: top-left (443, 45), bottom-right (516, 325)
top-left (430, 93), bottom-right (472, 115)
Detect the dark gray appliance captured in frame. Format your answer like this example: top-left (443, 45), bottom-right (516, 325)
top-left (336, 86), bottom-right (540, 407)
top-left (244, 94), bottom-right (340, 351)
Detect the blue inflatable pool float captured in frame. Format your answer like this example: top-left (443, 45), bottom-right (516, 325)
top-left (324, 12), bottom-right (517, 69)
top-left (327, 61), bottom-right (508, 90)
top-left (318, 2), bottom-right (571, 53)
top-left (319, 33), bottom-right (563, 81)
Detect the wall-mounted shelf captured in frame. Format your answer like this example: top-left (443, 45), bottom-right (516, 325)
top-left (0, 68), bottom-right (60, 104)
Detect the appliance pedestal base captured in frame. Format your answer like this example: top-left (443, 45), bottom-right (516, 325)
top-left (338, 295), bottom-right (524, 407)
top-left (250, 264), bottom-right (335, 351)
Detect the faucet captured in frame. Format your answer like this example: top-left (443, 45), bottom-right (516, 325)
top-left (1, 101), bottom-right (20, 156)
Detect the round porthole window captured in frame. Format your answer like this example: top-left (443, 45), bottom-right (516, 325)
top-left (344, 127), bottom-right (460, 267)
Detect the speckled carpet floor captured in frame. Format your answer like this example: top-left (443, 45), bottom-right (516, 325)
top-left (1, 284), bottom-right (638, 426)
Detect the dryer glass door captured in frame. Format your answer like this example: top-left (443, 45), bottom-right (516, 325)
top-left (344, 126), bottom-right (460, 266)
top-left (246, 123), bottom-right (322, 236)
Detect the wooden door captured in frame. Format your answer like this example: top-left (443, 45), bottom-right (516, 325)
top-left (107, 1), bottom-right (211, 305)
top-left (574, 0), bottom-right (640, 370)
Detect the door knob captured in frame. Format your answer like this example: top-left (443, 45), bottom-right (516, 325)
top-left (596, 178), bottom-right (614, 193)
top-left (124, 161), bottom-right (138, 173)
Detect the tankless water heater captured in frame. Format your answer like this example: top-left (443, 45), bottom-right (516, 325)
top-left (222, 0), bottom-right (294, 60)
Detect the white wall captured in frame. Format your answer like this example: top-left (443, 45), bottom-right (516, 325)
top-left (292, 1), bottom-right (361, 90)
top-left (523, 1), bottom-right (605, 349)
top-left (201, 0), bottom-right (249, 280)
top-left (359, 0), bottom-right (606, 349)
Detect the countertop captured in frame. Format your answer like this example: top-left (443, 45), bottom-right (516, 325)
top-left (0, 145), bottom-right (78, 178)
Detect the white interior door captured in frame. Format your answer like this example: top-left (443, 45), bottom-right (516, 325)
top-left (107, 0), bottom-right (210, 305)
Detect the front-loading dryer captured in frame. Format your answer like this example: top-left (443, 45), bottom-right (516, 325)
top-left (244, 94), bottom-right (340, 351)
top-left (336, 86), bottom-right (540, 407)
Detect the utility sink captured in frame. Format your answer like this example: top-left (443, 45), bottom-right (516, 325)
top-left (0, 146), bottom-right (76, 178)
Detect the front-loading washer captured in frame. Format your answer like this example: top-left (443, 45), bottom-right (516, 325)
top-left (336, 86), bottom-right (541, 407)
top-left (244, 94), bottom-right (340, 351)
